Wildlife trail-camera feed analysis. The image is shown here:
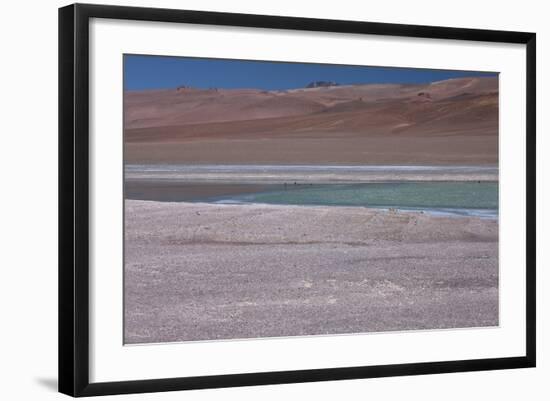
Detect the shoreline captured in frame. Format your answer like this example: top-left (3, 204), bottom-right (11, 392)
top-left (126, 198), bottom-right (499, 220)
top-left (125, 163), bottom-right (499, 183)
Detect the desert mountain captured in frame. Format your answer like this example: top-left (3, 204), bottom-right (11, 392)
top-left (124, 77), bottom-right (498, 165)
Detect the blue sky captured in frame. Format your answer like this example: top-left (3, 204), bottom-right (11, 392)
top-left (124, 54), bottom-right (498, 91)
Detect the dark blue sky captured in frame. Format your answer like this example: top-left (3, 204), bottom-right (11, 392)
top-left (124, 54), bottom-right (498, 91)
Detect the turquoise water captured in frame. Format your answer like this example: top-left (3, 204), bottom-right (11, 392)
top-left (212, 182), bottom-right (499, 218)
top-left (125, 164), bottom-right (499, 218)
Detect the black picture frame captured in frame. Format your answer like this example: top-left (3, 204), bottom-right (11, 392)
top-left (59, 3), bottom-right (536, 397)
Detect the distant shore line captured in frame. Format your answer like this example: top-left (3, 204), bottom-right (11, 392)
top-left (124, 163), bottom-right (498, 183)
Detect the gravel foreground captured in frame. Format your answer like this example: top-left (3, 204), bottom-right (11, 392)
top-left (124, 200), bottom-right (498, 344)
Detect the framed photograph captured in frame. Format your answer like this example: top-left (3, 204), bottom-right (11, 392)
top-left (58, 3), bottom-right (536, 397)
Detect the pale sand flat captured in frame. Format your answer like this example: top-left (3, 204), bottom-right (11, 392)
top-left (124, 201), bottom-right (498, 344)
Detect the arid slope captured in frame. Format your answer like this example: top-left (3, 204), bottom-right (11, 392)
top-left (124, 77), bottom-right (498, 165)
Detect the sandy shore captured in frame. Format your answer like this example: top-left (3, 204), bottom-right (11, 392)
top-left (125, 135), bottom-right (498, 166)
top-left (125, 164), bottom-right (499, 184)
top-left (124, 201), bottom-right (498, 344)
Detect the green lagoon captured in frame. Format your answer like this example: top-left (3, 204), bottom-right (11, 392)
top-left (210, 182), bottom-right (498, 218)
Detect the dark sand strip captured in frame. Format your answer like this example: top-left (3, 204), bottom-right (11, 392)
top-left (125, 181), bottom-right (272, 202)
